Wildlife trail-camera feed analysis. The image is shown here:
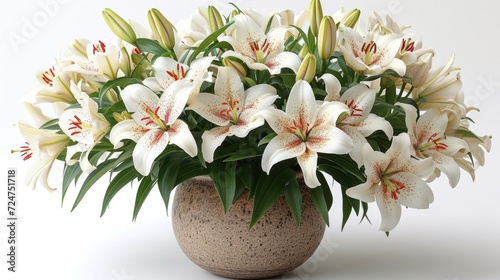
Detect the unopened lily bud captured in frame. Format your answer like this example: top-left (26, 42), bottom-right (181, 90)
top-left (106, 88), bottom-right (119, 104)
top-left (296, 53), bottom-right (316, 83)
top-left (119, 47), bottom-right (131, 76)
top-left (340, 9), bottom-right (360, 28)
top-left (308, 0), bottom-right (323, 37)
top-left (148, 8), bottom-right (176, 50)
top-left (298, 44), bottom-right (309, 59)
top-left (113, 111), bottom-right (132, 122)
top-left (102, 8), bottom-right (137, 44)
top-left (131, 53), bottom-right (151, 79)
top-left (223, 57), bottom-right (247, 78)
top-left (318, 16), bottom-right (337, 61)
top-left (208, 6), bottom-right (224, 33)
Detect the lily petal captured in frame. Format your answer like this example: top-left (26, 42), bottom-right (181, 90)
top-left (261, 133), bottom-right (306, 173)
top-left (188, 92), bottom-right (232, 126)
top-left (110, 120), bottom-right (145, 148)
top-left (375, 188), bottom-right (402, 232)
top-left (389, 172), bottom-right (434, 209)
top-left (346, 181), bottom-right (376, 203)
top-left (133, 129), bottom-right (169, 176)
top-left (340, 84), bottom-right (376, 124)
top-left (169, 119), bottom-right (198, 157)
top-left (318, 73), bottom-right (341, 102)
top-left (424, 149), bottom-right (461, 187)
top-left (286, 80), bottom-right (317, 125)
top-left (201, 126), bottom-right (231, 163)
top-left (357, 114), bottom-right (394, 139)
top-left (297, 149), bottom-right (320, 188)
top-left (306, 124), bottom-right (353, 154)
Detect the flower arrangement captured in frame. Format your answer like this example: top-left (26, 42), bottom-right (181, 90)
top-left (13, 0), bottom-right (492, 233)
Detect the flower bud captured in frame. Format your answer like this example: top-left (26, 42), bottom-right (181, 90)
top-left (340, 9), bottom-right (360, 28)
top-left (298, 44), bottom-right (309, 59)
top-left (131, 53), bottom-right (152, 79)
top-left (119, 47), bottom-right (131, 76)
top-left (308, 0), bottom-right (323, 37)
top-left (113, 111), bottom-right (132, 122)
top-left (208, 6), bottom-right (224, 33)
top-left (147, 8), bottom-right (176, 50)
top-left (318, 16), bottom-right (337, 61)
top-left (222, 57), bottom-right (247, 78)
top-left (296, 53), bottom-right (316, 83)
top-left (102, 8), bottom-right (137, 44)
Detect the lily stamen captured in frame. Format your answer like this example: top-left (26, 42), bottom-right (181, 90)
top-left (42, 66), bottom-right (55, 86)
top-left (11, 142), bottom-right (33, 161)
top-left (68, 115), bottom-right (93, 136)
top-left (92, 40), bottom-right (107, 54)
top-left (166, 63), bottom-right (187, 81)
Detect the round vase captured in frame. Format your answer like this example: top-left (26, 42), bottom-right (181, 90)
top-left (171, 175), bottom-right (326, 279)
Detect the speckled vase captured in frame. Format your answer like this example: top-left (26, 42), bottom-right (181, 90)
top-left (171, 174), bottom-right (326, 279)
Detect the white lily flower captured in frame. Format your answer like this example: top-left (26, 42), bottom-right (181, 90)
top-left (338, 26), bottom-right (406, 76)
top-left (58, 82), bottom-right (110, 172)
top-left (143, 56), bottom-right (214, 94)
top-left (267, 9), bottom-right (308, 37)
top-left (411, 55), bottom-right (465, 115)
top-left (346, 133), bottom-right (435, 232)
top-left (13, 121), bottom-right (69, 190)
top-left (337, 84), bottom-right (394, 167)
top-left (189, 67), bottom-right (278, 162)
top-left (260, 80), bottom-right (353, 188)
top-left (221, 14), bottom-right (301, 74)
top-left (64, 39), bottom-right (122, 81)
top-left (110, 81), bottom-right (197, 176)
top-left (398, 103), bottom-right (469, 187)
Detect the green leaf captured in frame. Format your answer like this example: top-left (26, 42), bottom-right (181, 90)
top-left (132, 176), bottom-right (157, 221)
top-left (62, 163), bottom-right (82, 205)
top-left (187, 21), bottom-right (234, 64)
top-left (237, 161), bottom-right (254, 191)
top-left (39, 118), bottom-right (60, 130)
top-left (249, 167), bottom-right (295, 229)
top-left (290, 25), bottom-right (312, 56)
top-left (384, 82), bottom-right (397, 105)
top-left (135, 38), bottom-right (167, 55)
top-left (157, 152), bottom-right (186, 214)
top-left (223, 147), bottom-right (262, 162)
top-left (71, 158), bottom-right (119, 211)
top-left (210, 160), bottom-right (237, 214)
top-left (98, 77), bottom-right (142, 106)
top-left (455, 129), bottom-right (482, 140)
top-left (203, 41), bottom-right (233, 56)
top-left (258, 132), bottom-right (276, 146)
top-left (309, 171), bottom-right (333, 226)
top-left (277, 73), bottom-right (297, 89)
top-left (175, 157), bottom-right (209, 184)
top-left (100, 166), bottom-right (141, 217)
top-left (284, 177), bottom-right (302, 226)
top-left (340, 187), bottom-right (360, 230)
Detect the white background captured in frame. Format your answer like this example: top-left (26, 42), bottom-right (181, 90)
top-left (1, 0), bottom-right (499, 279)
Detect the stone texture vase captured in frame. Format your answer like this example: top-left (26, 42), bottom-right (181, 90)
top-left (171, 174), bottom-right (326, 279)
